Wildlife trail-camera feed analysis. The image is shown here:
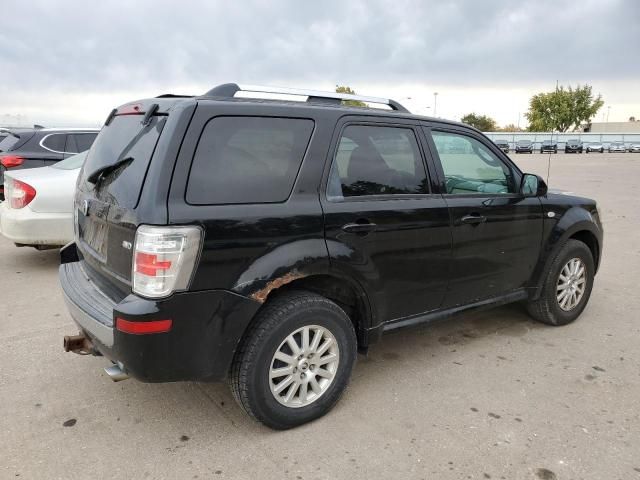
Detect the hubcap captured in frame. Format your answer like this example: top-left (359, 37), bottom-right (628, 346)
top-left (556, 257), bottom-right (587, 311)
top-left (269, 325), bottom-right (340, 408)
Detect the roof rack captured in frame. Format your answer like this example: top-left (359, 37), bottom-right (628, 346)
top-left (203, 83), bottom-right (410, 113)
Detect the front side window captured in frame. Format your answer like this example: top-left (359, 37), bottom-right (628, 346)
top-left (187, 116), bottom-right (314, 205)
top-left (327, 125), bottom-right (427, 199)
top-left (431, 131), bottom-right (516, 195)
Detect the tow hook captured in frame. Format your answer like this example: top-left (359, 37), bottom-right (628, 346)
top-left (63, 333), bottom-right (95, 355)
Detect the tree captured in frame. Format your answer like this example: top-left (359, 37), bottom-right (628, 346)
top-left (335, 85), bottom-right (367, 107)
top-left (460, 113), bottom-right (497, 131)
top-left (525, 84), bottom-right (603, 132)
top-left (500, 123), bottom-right (523, 132)
top-left (630, 116), bottom-right (636, 122)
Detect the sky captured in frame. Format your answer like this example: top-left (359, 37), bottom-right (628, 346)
top-left (1, 0), bottom-right (638, 128)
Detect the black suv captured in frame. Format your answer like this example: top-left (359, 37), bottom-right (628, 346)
top-left (60, 84), bottom-right (603, 429)
top-left (0, 127), bottom-right (99, 199)
top-left (565, 139), bottom-right (583, 153)
top-left (540, 140), bottom-right (558, 154)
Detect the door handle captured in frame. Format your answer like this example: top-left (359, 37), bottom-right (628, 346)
top-left (460, 214), bottom-right (487, 225)
top-left (341, 222), bottom-right (377, 234)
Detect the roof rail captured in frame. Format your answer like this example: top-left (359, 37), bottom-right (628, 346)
top-left (203, 83), bottom-right (410, 113)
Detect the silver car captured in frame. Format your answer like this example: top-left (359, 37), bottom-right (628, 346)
top-left (608, 142), bottom-right (626, 153)
top-left (586, 142), bottom-right (604, 153)
top-left (0, 151), bottom-right (86, 248)
top-left (628, 143), bottom-right (640, 153)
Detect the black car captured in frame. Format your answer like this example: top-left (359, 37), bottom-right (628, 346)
top-left (565, 139), bottom-right (583, 153)
top-left (515, 139), bottom-right (533, 153)
top-left (540, 140), bottom-right (558, 153)
top-left (60, 83), bottom-right (603, 429)
top-left (493, 139), bottom-right (510, 153)
top-left (0, 127), bottom-right (99, 200)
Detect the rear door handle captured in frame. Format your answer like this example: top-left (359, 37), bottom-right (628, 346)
top-left (341, 222), bottom-right (377, 234)
top-left (460, 214), bottom-right (487, 225)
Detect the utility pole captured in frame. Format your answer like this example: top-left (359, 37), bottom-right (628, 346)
top-left (606, 106), bottom-right (611, 124)
top-left (433, 92), bottom-right (438, 117)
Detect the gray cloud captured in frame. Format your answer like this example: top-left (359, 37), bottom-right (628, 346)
top-left (0, 0), bottom-right (637, 100)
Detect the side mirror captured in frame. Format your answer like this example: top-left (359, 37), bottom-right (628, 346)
top-left (521, 173), bottom-right (548, 197)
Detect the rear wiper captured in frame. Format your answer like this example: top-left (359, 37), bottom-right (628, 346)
top-left (87, 157), bottom-right (133, 186)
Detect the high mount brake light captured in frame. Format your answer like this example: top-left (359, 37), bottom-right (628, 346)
top-left (132, 225), bottom-right (202, 298)
top-left (117, 103), bottom-right (144, 115)
top-left (1, 155), bottom-right (24, 168)
top-left (8, 179), bottom-right (36, 209)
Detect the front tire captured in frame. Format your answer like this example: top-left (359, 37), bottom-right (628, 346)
top-left (527, 239), bottom-right (595, 326)
top-left (230, 291), bottom-right (357, 429)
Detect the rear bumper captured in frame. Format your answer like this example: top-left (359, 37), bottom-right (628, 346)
top-left (0, 202), bottom-right (73, 245)
top-left (59, 257), bottom-right (261, 382)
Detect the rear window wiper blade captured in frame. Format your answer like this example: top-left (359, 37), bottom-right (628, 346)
top-left (87, 157), bottom-right (133, 185)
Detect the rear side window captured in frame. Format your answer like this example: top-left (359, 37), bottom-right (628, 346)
top-left (186, 117), bottom-right (314, 205)
top-left (74, 133), bottom-right (98, 152)
top-left (42, 134), bottom-right (67, 152)
top-left (327, 125), bottom-right (428, 199)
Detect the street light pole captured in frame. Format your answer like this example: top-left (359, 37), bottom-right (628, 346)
top-left (606, 106), bottom-right (611, 124)
top-left (433, 92), bottom-right (438, 117)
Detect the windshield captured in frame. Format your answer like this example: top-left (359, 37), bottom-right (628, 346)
top-left (542, 141), bottom-right (553, 145)
top-left (78, 114), bottom-right (166, 208)
top-left (517, 140), bottom-right (531, 145)
top-left (52, 151), bottom-right (88, 170)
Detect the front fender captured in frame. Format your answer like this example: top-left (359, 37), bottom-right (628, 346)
top-left (231, 238), bottom-right (330, 302)
top-left (529, 205), bottom-right (602, 299)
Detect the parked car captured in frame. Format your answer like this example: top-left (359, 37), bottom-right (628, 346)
top-left (586, 142), bottom-right (604, 153)
top-left (493, 139), bottom-right (509, 153)
top-left (608, 142), bottom-right (626, 153)
top-left (540, 140), bottom-right (558, 154)
top-left (565, 139), bottom-right (583, 153)
top-left (629, 143), bottom-right (640, 153)
top-left (59, 83), bottom-right (603, 429)
top-left (515, 139), bottom-right (533, 153)
top-left (0, 151), bottom-right (87, 248)
top-left (0, 127), bottom-right (98, 200)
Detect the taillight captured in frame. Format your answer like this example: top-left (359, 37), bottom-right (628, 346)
top-left (1, 155), bottom-right (24, 168)
top-left (132, 225), bottom-right (202, 298)
top-left (8, 179), bottom-right (36, 209)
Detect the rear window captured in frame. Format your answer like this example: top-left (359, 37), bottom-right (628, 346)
top-left (186, 116), bottom-right (314, 205)
top-left (79, 115), bottom-right (166, 208)
top-left (0, 131), bottom-right (33, 152)
top-left (52, 151), bottom-right (87, 170)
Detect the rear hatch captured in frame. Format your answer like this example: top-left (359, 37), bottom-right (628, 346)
top-left (75, 101), bottom-right (172, 298)
top-left (0, 130), bottom-right (36, 195)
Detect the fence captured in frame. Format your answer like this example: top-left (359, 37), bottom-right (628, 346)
top-left (484, 132), bottom-right (640, 149)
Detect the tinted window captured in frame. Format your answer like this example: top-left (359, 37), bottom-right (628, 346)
top-left (327, 125), bottom-right (427, 199)
top-left (0, 131), bottom-right (33, 152)
top-left (431, 131), bottom-right (516, 195)
top-left (42, 134), bottom-right (67, 152)
top-left (74, 133), bottom-right (97, 152)
top-left (187, 116), bottom-right (314, 205)
top-left (78, 115), bottom-right (165, 208)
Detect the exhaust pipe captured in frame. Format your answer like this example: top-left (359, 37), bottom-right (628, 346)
top-left (63, 333), bottom-right (94, 355)
top-left (104, 363), bottom-right (129, 382)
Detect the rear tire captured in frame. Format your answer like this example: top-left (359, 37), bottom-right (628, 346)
top-left (230, 291), bottom-right (357, 429)
top-left (527, 240), bottom-right (595, 326)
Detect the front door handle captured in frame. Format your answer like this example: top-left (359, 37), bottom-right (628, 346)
top-left (460, 214), bottom-right (487, 225)
top-left (341, 222), bottom-right (377, 234)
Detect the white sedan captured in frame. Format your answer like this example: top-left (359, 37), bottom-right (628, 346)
top-left (0, 151), bottom-right (86, 249)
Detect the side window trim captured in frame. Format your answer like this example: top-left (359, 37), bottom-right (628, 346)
top-left (423, 126), bottom-right (523, 197)
top-left (40, 133), bottom-right (68, 154)
top-left (325, 121), bottom-right (433, 202)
